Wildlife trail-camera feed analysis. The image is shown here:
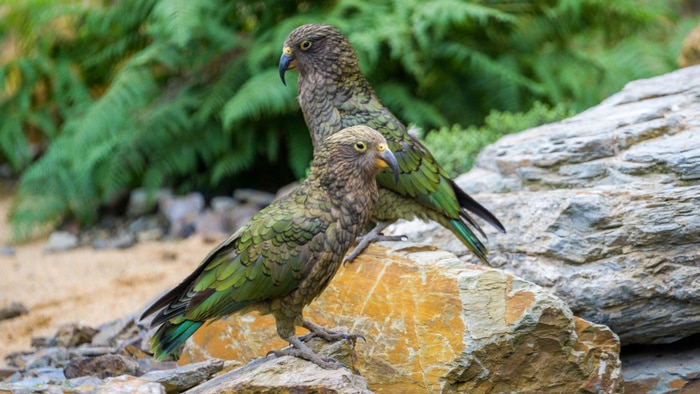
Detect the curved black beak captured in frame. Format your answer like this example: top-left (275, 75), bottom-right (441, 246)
top-left (378, 145), bottom-right (400, 187)
top-left (279, 52), bottom-right (294, 86)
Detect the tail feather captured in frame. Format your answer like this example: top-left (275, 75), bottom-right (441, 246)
top-left (460, 211), bottom-right (487, 239)
top-left (149, 320), bottom-right (204, 360)
top-left (451, 180), bottom-right (506, 234)
top-left (443, 217), bottom-right (490, 265)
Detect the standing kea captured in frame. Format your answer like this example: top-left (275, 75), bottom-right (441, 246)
top-left (279, 24), bottom-right (506, 264)
top-left (140, 125), bottom-right (399, 369)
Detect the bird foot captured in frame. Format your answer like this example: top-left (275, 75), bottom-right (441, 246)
top-left (300, 321), bottom-right (366, 346)
top-left (271, 336), bottom-right (346, 369)
top-left (344, 221), bottom-right (405, 264)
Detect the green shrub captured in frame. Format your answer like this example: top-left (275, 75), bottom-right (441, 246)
top-left (422, 102), bottom-right (576, 177)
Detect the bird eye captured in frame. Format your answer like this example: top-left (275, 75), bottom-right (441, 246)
top-left (354, 141), bottom-right (367, 152)
top-left (300, 40), bottom-right (312, 50)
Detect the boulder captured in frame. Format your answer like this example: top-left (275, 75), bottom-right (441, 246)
top-left (391, 65), bottom-right (700, 346)
top-left (44, 231), bottom-right (79, 252)
top-left (179, 242), bottom-right (622, 393)
top-left (158, 192), bottom-right (205, 238)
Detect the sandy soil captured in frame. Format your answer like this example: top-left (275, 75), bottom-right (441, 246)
top-left (0, 180), bottom-right (218, 363)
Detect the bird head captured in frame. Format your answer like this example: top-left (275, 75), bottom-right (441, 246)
top-left (315, 125), bottom-right (399, 187)
top-left (279, 24), bottom-right (358, 86)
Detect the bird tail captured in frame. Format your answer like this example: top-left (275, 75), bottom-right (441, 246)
top-left (149, 320), bottom-right (204, 361)
top-left (452, 181), bottom-right (506, 234)
top-left (451, 180), bottom-right (506, 234)
top-left (442, 216), bottom-right (490, 265)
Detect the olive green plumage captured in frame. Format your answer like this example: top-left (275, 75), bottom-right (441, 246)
top-left (140, 125), bottom-right (399, 368)
top-left (279, 24), bottom-right (506, 265)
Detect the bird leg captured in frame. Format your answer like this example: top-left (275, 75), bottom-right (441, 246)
top-left (343, 221), bottom-right (406, 264)
top-left (299, 320), bottom-right (366, 345)
top-left (271, 335), bottom-right (345, 369)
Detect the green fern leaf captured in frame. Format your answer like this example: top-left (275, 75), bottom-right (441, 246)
top-left (221, 68), bottom-right (298, 129)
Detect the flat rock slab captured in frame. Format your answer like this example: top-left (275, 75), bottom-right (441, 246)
top-left (186, 340), bottom-right (371, 394)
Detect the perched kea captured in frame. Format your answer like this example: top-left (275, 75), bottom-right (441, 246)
top-left (140, 125), bottom-right (399, 369)
top-left (279, 24), bottom-right (506, 264)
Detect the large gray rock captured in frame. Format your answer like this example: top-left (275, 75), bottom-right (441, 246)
top-left (390, 65), bottom-right (700, 345)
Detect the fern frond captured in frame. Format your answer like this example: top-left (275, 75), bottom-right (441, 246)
top-left (0, 113), bottom-right (29, 170)
top-left (413, 0), bottom-right (516, 46)
top-left (149, 0), bottom-right (209, 47)
top-left (221, 69), bottom-right (298, 129)
top-left (194, 56), bottom-right (248, 126)
top-left (375, 83), bottom-right (448, 129)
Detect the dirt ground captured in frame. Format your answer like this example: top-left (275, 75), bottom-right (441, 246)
top-left (0, 180), bottom-right (218, 363)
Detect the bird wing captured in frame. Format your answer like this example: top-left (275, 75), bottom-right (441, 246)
top-left (145, 196), bottom-right (328, 325)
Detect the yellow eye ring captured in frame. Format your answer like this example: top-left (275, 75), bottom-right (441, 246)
top-left (354, 141), bottom-right (367, 152)
top-left (300, 40), bottom-right (312, 50)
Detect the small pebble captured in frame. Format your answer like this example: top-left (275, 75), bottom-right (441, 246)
top-left (0, 244), bottom-right (15, 256)
top-left (44, 231), bottom-right (79, 253)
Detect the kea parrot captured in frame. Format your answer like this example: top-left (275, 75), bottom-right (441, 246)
top-left (279, 24), bottom-right (506, 265)
top-left (140, 125), bottom-right (399, 369)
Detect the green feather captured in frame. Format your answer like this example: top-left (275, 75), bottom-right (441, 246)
top-left (150, 320), bottom-right (203, 361)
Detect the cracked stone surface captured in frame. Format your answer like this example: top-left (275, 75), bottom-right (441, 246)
top-left (389, 65), bottom-right (700, 346)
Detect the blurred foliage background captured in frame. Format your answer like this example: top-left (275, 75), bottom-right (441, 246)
top-left (0, 0), bottom-right (696, 240)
